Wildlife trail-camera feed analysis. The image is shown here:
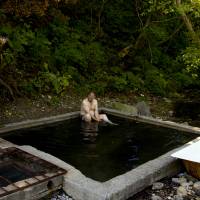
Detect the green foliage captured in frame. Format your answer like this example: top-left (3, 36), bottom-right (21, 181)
top-left (173, 72), bottom-right (194, 90)
top-left (23, 72), bottom-right (70, 94)
top-left (0, 0), bottom-right (200, 98)
top-left (145, 68), bottom-right (168, 96)
top-left (182, 46), bottom-right (200, 78)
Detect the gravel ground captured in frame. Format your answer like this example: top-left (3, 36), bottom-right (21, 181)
top-left (130, 172), bottom-right (200, 200)
top-left (0, 93), bottom-right (174, 125)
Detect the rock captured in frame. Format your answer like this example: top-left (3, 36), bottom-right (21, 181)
top-left (172, 177), bottom-right (187, 185)
top-left (151, 194), bottom-right (163, 200)
top-left (136, 101), bottom-right (151, 117)
top-left (177, 186), bottom-right (188, 197)
top-left (152, 182), bottom-right (164, 190)
top-left (172, 178), bottom-right (180, 184)
top-left (111, 102), bottom-right (138, 115)
top-left (173, 195), bottom-right (184, 200)
top-left (184, 174), bottom-right (198, 183)
top-left (178, 173), bottom-right (187, 178)
top-left (193, 181), bottom-right (200, 196)
top-left (181, 181), bottom-right (193, 189)
top-left (168, 110), bottom-right (174, 117)
top-left (167, 196), bottom-right (173, 199)
top-left (181, 122), bottom-right (189, 126)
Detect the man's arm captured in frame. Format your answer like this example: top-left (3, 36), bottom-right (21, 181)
top-left (81, 100), bottom-right (90, 115)
top-left (93, 100), bottom-right (100, 121)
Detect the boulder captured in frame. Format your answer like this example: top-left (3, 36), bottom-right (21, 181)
top-left (136, 101), bottom-right (151, 117)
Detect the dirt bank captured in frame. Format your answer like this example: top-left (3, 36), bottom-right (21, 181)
top-left (0, 93), bottom-right (174, 125)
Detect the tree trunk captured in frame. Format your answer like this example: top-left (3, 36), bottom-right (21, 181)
top-left (176, 0), bottom-right (200, 46)
top-left (134, 16), bottom-right (151, 50)
top-left (0, 78), bottom-right (14, 99)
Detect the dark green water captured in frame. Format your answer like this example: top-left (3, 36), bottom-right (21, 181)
top-left (0, 164), bottom-right (35, 187)
top-left (2, 116), bottom-right (197, 182)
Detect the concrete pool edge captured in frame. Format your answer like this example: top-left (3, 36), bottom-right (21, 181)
top-left (0, 111), bottom-right (80, 134)
top-left (0, 108), bottom-right (200, 135)
top-left (1, 138), bottom-right (200, 200)
top-left (102, 108), bottom-right (200, 134)
top-left (0, 108), bottom-right (200, 200)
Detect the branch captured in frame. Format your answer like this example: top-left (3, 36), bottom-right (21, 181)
top-left (0, 78), bottom-right (14, 99)
top-left (157, 23), bottom-right (184, 45)
top-left (97, 0), bottom-right (107, 35)
top-left (151, 17), bottom-right (180, 23)
top-left (175, 0), bottom-right (200, 46)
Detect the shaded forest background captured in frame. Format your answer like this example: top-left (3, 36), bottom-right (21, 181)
top-left (0, 0), bottom-right (200, 100)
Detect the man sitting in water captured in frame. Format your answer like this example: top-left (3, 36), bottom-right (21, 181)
top-left (81, 92), bottom-right (112, 123)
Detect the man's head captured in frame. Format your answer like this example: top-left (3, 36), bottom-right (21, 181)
top-left (87, 92), bottom-right (96, 102)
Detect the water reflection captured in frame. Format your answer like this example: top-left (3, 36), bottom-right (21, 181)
top-left (80, 121), bottom-right (99, 143)
top-left (126, 137), bottom-right (139, 169)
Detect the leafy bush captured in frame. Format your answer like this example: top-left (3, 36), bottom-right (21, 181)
top-left (0, 0), bottom-right (200, 98)
top-left (23, 72), bottom-right (71, 94)
top-left (173, 72), bottom-right (195, 90)
top-left (182, 46), bottom-right (200, 79)
top-left (145, 68), bottom-right (168, 96)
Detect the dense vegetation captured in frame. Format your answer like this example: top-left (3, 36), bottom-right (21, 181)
top-left (0, 0), bottom-right (200, 99)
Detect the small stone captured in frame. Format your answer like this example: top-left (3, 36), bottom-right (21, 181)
top-left (178, 173), bottom-right (187, 177)
top-left (188, 181), bottom-right (194, 186)
top-left (151, 194), bottom-right (163, 200)
top-left (167, 197), bottom-right (173, 199)
top-left (185, 174), bottom-right (198, 182)
top-left (170, 192), bottom-right (174, 196)
top-left (187, 189), bottom-right (195, 195)
top-left (173, 195), bottom-right (183, 200)
top-left (181, 181), bottom-right (193, 189)
top-left (193, 181), bottom-right (200, 196)
top-left (172, 177), bottom-right (187, 185)
top-left (152, 182), bottom-right (164, 190)
top-left (177, 186), bottom-right (188, 197)
top-left (193, 181), bottom-right (200, 190)
top-left (172, 178), bottom-right (180, 184)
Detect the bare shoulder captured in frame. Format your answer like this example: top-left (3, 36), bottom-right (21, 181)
top-left (93, 99), bottom-right (98, 105)
top-left (82, 98), bottom-right (88, 104)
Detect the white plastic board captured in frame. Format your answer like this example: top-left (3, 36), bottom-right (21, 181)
top-left (171, 140), bottom-right (200, 163)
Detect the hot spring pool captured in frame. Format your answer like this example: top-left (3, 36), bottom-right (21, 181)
top-left (2, 115), bottom-right (197, 182)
